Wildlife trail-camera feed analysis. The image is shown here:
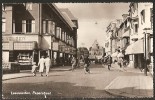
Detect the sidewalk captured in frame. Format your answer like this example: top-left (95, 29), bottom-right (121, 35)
top-left (105, 72), bottom-right (153, 97)
top-left (111, 64), bottom-right (145, 74)
top-left (2, 66), bottom-right (72, 81)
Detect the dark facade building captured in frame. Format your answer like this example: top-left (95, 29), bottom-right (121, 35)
top-left (2, 3), bottom-right (78, 70)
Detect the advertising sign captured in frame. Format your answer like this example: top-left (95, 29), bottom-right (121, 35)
top-left (53, 42), bottom-right (59, 51)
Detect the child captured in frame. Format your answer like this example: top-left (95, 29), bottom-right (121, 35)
top-left (31, 62), bottom-right (38, 76)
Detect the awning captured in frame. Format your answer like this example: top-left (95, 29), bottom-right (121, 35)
top-left (125, 39), bottom-right (143, 55)
top-left (14, 42), bottom-right (37, 50)
top-left (122, 31), bottom-right (130, 38)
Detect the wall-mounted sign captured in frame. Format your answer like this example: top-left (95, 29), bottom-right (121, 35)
top-left (2, 35), bottom-right (39, 42)
top-left (53, 42), bottom-right (59, 51)
top-left (3, 36), bottom-right (26, 42)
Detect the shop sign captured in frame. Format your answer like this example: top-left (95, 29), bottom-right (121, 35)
top-left (53, 42), bottom-right (59, 51)
top-left (3, 36), bottom-right (26, 42)
top-left (3, 35), bottom-right (39, 42)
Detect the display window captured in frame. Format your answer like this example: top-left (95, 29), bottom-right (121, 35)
top-left (14, 51), bottom-right (33, 65)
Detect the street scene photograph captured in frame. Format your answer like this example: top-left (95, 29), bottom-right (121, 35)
top-left (2, 2), bottom-right (153, 99)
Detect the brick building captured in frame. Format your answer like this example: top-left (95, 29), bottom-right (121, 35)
top-left (2, 3), bottom-right (78, 69)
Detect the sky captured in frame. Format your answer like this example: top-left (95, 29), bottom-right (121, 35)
top-left (55, 3), bottom-right (130, 49)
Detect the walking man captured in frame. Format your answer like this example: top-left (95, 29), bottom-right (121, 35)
top-left (45, 56), bottom-right (51, 76)
top-left (38, 56), bottom-right (45, 76)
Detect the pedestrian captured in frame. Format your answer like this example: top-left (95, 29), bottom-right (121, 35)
top-left (71, 56), bottom-right (76, 71)
top-left (45, 56), bottom-right (51, 77)
top-left (117, 50), bottom-right (124, 71)
top-left (38, 56), bottom-right (45, 76)
top-left (84, 56), bottom-right (91, 74)
top-left (31, 62), bottom-right (38, 76)
top-left (80, 55), bottom-right (84, 67)
top-left (106, 54), bottom-right (112, 70)
top-left (101, 53), bottom-right (106, 67)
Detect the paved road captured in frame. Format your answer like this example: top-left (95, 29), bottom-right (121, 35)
top-left (2, 64), bottom-right (143, 99)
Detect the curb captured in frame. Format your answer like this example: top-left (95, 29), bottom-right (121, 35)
top-left (2, 68), bottom-right (72, 81)
top-left (2, 75), bottom-right (32, 81)
top-left (104, 89), bottom-right (151, 98)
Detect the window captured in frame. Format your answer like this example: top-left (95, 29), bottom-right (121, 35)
top-left (43, 20), bottom-right (55, 34)
top-left (52, 22), bottom-right (55, 35)
top-left (2, 18), bottom-right (6, 33)
top-left (13, 20), bottom-right (35, 34)
top-left (140, 10), bottom-right (145, 24)
top-left (14, 20), bottom-right (22, 33)
top-left (56, 27), bottom-right (60, 38)
top-left (26, 20), bottom-right (32, 32)
top-left (134, 24), bottom-right (138, 33)
top-left (59, 28), bottom-right (62, 39)
top-left (150, 8), bottom-right (153, 29)
top-left (64, 32), bottom-right (66, 42)
top-left (50, 21), bottom-right (55, 35)
top-left (43, 20), bottom-right (48, 34)
top-left (61, 30), bottom-right (64, 41)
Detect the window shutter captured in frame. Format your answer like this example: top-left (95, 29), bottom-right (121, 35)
top-left (22, 20), bottom-right (26, 33)
top-left (32, 20), bottom-right (35, 33)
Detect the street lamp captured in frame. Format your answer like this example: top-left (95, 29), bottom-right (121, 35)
top-left (143, 28), bottom-right (151, 76)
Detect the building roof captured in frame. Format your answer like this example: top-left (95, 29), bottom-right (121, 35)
top-left (60, 8), bottom-right (78, 20)
top-left (91, 40), bottom-right (103, 50)
top-left (51, 3), bottom-right (75, 30)
top-left (61, 12), bottom-right (76, 28)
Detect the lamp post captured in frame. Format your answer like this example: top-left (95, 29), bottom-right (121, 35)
top-left (143, 28), bottom-right (151, 76)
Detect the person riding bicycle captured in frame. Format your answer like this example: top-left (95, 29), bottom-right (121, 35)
top-left (84, 56), bottom-right (91, 74)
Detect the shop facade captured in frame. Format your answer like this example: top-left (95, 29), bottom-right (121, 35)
top-left (2, 3), bottom-right (78, 70)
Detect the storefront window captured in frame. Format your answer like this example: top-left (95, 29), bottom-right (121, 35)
top-left (2, 51), bottom-right (9, 63)
top-left (16, 51), bottom-right (32, 65)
